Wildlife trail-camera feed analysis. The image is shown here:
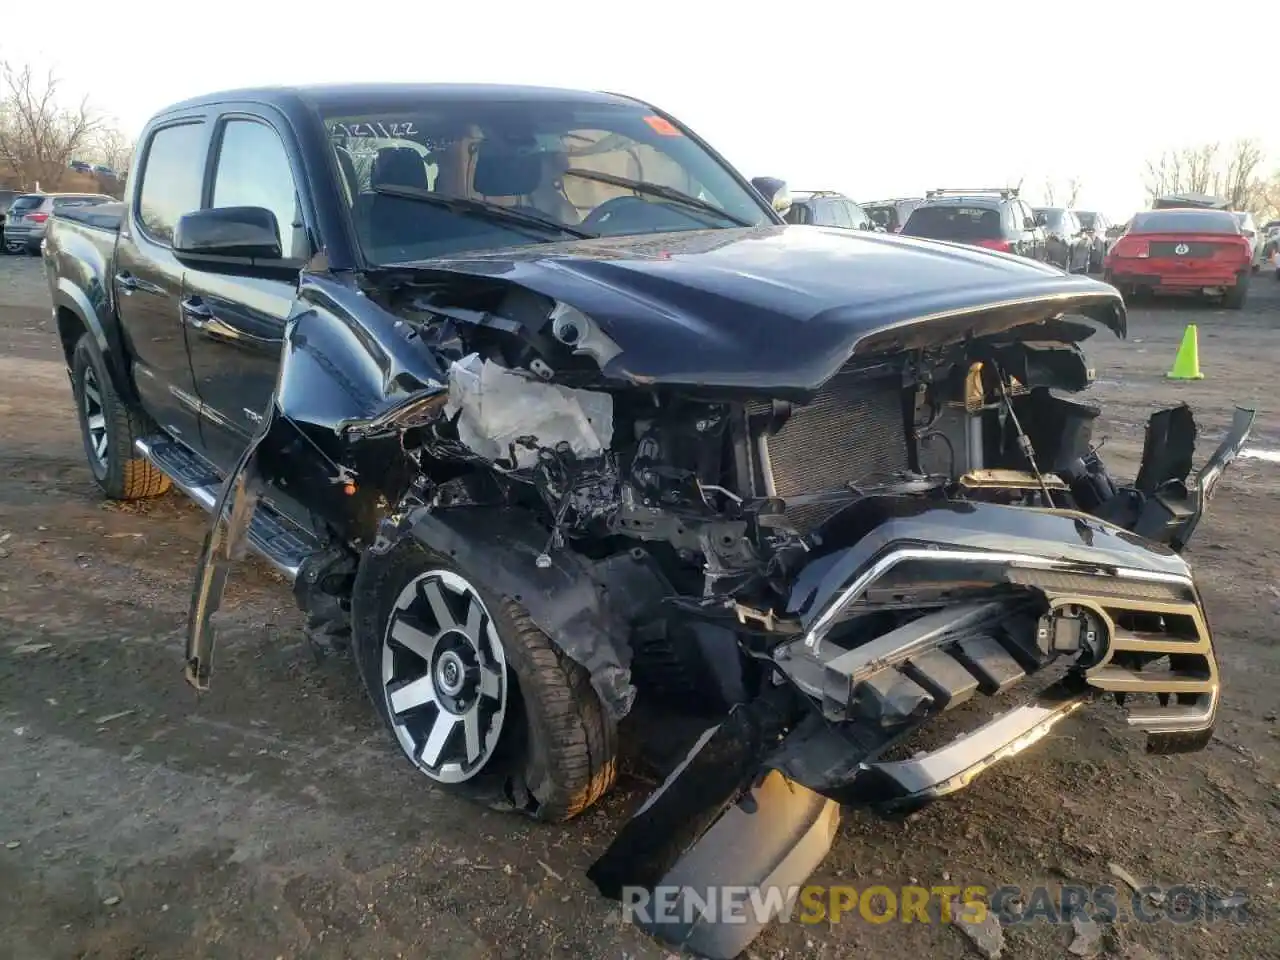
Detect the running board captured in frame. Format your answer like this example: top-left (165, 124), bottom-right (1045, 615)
top-left (134, 435), bottom-right (321, 582)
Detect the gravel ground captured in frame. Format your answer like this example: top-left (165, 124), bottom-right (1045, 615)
top-left (1, 251), bottom-right (1278, 960)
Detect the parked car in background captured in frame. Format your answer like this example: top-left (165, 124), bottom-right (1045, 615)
top-left (1152, 192), bottom-right (1230, 210)
top-left (1072, 210), bottom-right (1111, 271)
top-left (784, 190), bottom-right (877, 229)
top-left (1104, 207), bottom-right (1253, 308)
top-left (3, 192), bottom-right (114, 254)
top-left (1032, 207), bottom-right (1090, 273)
top-left (1263, 223), bottom-right (1280, 265)
top-left (1229, 211), bottom-right (1262, 272)
top-left (900, 187), bottom-right (1047, 261)
top-left (0, 189), bottom-right (18, 231)
top-left (862, 197), bottom-right (923, 233)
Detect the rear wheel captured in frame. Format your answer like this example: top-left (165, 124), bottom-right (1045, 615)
top-left (352, 540), bottom-right (618, 822)
top-left (1223, 275), bottom-right (1249, 310)
top-left (70, 333), bottom-right (171, 500)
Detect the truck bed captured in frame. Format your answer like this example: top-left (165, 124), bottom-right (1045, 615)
top-left (56, 201), bottom-right (124, 232)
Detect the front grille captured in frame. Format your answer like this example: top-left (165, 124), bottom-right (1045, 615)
top-left (1149, 241), bottom-right (1222, 258)
top-left (747, 367), bottom-right (909, 528)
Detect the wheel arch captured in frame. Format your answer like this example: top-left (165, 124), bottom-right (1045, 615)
top-left (373, 506), bottom-right (668, 722)
top-left (54, 279), bottom-right (137, 404)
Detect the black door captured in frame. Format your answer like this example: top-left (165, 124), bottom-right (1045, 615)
top-left (184, 113), bottom-right (313, 472)
top-left (114, 118), bottom-right (210, 446)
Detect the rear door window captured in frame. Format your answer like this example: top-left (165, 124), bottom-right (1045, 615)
top-left (902, 205), bottom-right (1004, 240)
top-left (829, 199), bottom-right (853, 228)
top-left (1131, 210), bottom-right (1240, 234)
top-left (136, 122), bottom-right (208, 244)
top-left (10, 195), bottom-right (44, 214)
top-left (847, 201), bottom-right (872, 229)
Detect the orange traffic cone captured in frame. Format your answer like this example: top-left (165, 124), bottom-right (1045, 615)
top-left (1166, 324), bottom-right (1205, 380)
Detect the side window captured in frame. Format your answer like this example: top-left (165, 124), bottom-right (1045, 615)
top-left (849, 202), bottom-right (870, 229)
top-left (136, 123), bottom-right (207, 245)
top-left (211, 118), bottom-right (306, 259)
top-left (830, 200), bottom-right (853, 228)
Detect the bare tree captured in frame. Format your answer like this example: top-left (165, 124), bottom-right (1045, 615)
top-left (1218, 139), bottom-right (1266, 211)
top-left (1066, 177), bottom-right (1082, 207)
top-left (0, 60), bottom-right (100, 191)
top-left (1041, 178), bottom-right (1056, 206)
top-left (1142, 139), bottom-right (1270, 212)
top-left (93, 125), bottom-right (134, 175)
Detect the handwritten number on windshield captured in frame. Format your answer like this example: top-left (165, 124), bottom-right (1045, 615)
top-left (330, 121), bottom-right (418, 139)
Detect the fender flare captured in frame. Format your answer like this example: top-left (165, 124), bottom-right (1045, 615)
top-left (54, 277), bottom-right (137, 404)
top-left (398, 506), bottom-right (657, 720)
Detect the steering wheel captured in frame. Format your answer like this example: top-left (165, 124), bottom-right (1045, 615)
top-left (581, 195), bottom-right (651, 231)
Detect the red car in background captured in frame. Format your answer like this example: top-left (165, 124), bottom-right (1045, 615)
top-left (1104, 208), bottom-right (1253, 309)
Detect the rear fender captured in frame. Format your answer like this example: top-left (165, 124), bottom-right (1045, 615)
top-left (54, 277), bottom-right (136, 403)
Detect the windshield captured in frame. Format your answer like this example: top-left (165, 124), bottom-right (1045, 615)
top-left (1075, 212), bottom-right (1097, 229)
top-left (864, 204), bottom-right (895, 228)
top-left (902, 205), bottom-right (1004, 240)
top-left (1131, 210), bottom-right (1240, 234)
top-left (10, 195), bottom-right (44, 213)
top-left (321, 98), bottom-right (773, 264)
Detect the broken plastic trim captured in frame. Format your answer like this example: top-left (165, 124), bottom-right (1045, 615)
top-left (1177, 405), bottom-right (1256, 550)
top-left (185, 425), bottom-right (268, 690)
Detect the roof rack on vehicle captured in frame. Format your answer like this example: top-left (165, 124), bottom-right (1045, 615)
top-left (925, 187), bottom-right (1018, 199)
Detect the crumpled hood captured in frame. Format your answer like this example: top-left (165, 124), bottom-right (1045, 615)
top-left (396, 225), bottom-right (1126, 395)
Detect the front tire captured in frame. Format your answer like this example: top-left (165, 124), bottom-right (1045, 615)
top-left (352, 540), bottom-right (618, 822)
top-left (70, 333), bottom-right (171, 500)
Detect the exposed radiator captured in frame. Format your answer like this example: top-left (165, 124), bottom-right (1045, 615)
top-left (746, 366), bottom-right (910, 529)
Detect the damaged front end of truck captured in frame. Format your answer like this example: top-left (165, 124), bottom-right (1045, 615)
top-left (185, 228), bottom-right (1254, 959)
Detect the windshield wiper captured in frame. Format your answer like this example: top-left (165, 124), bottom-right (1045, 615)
top-left (561, 169), bottom-right (754, 227)
top-left (370, 184), bottom-right (597, 240)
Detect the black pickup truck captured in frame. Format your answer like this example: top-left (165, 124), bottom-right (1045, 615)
top-left (44, 82), bottom-right (1255, 958)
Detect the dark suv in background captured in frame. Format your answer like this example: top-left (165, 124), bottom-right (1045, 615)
top-left (1032, 207), bottom-right (1091, 273)
top-left (863, 197), bottom-right (923, 233)
top-left (784, 190), bottom-right (877, 230)
top-left (900, 188), bottom-right (1047, 261)
top-left (1073, 210), bottom-right (1111, 272)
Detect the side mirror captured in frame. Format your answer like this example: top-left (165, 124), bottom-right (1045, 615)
top-left (173, 206), bottom-right (283, 264)
top-left (750, 176), bottom-right (792, 218)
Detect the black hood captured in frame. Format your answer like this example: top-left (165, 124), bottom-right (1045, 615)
top-left (392, 225), bottom-right (1126, 395)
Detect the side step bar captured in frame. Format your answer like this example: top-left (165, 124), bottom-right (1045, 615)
top-left (134, 435), bottom-right (320, 582)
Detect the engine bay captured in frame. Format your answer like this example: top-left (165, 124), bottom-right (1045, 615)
top-left (383, 280), bottom-right (1134, 632)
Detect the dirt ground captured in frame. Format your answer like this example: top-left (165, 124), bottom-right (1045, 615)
top-left (1, 252), bottom-right (1278, 960)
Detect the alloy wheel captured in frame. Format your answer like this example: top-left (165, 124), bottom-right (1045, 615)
top-left (81, 365), bottom-right (109, 469)
top-left (381, 569), bottom-right (508, 784)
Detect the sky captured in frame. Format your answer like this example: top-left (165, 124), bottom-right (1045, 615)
top-left (9, 0), bottom-right (1277, 222)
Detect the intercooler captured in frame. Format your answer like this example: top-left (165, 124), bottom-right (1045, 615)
top-left (745, 365), bottom-right (910, 531)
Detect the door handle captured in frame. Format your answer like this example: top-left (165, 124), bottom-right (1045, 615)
top-left (181, 296), bottom-right (239, 343)
top-left (115, 272), bottom-right (138, 293)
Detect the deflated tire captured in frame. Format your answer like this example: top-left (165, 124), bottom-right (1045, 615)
top-left (351, 540), bottom-right (618, 821)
